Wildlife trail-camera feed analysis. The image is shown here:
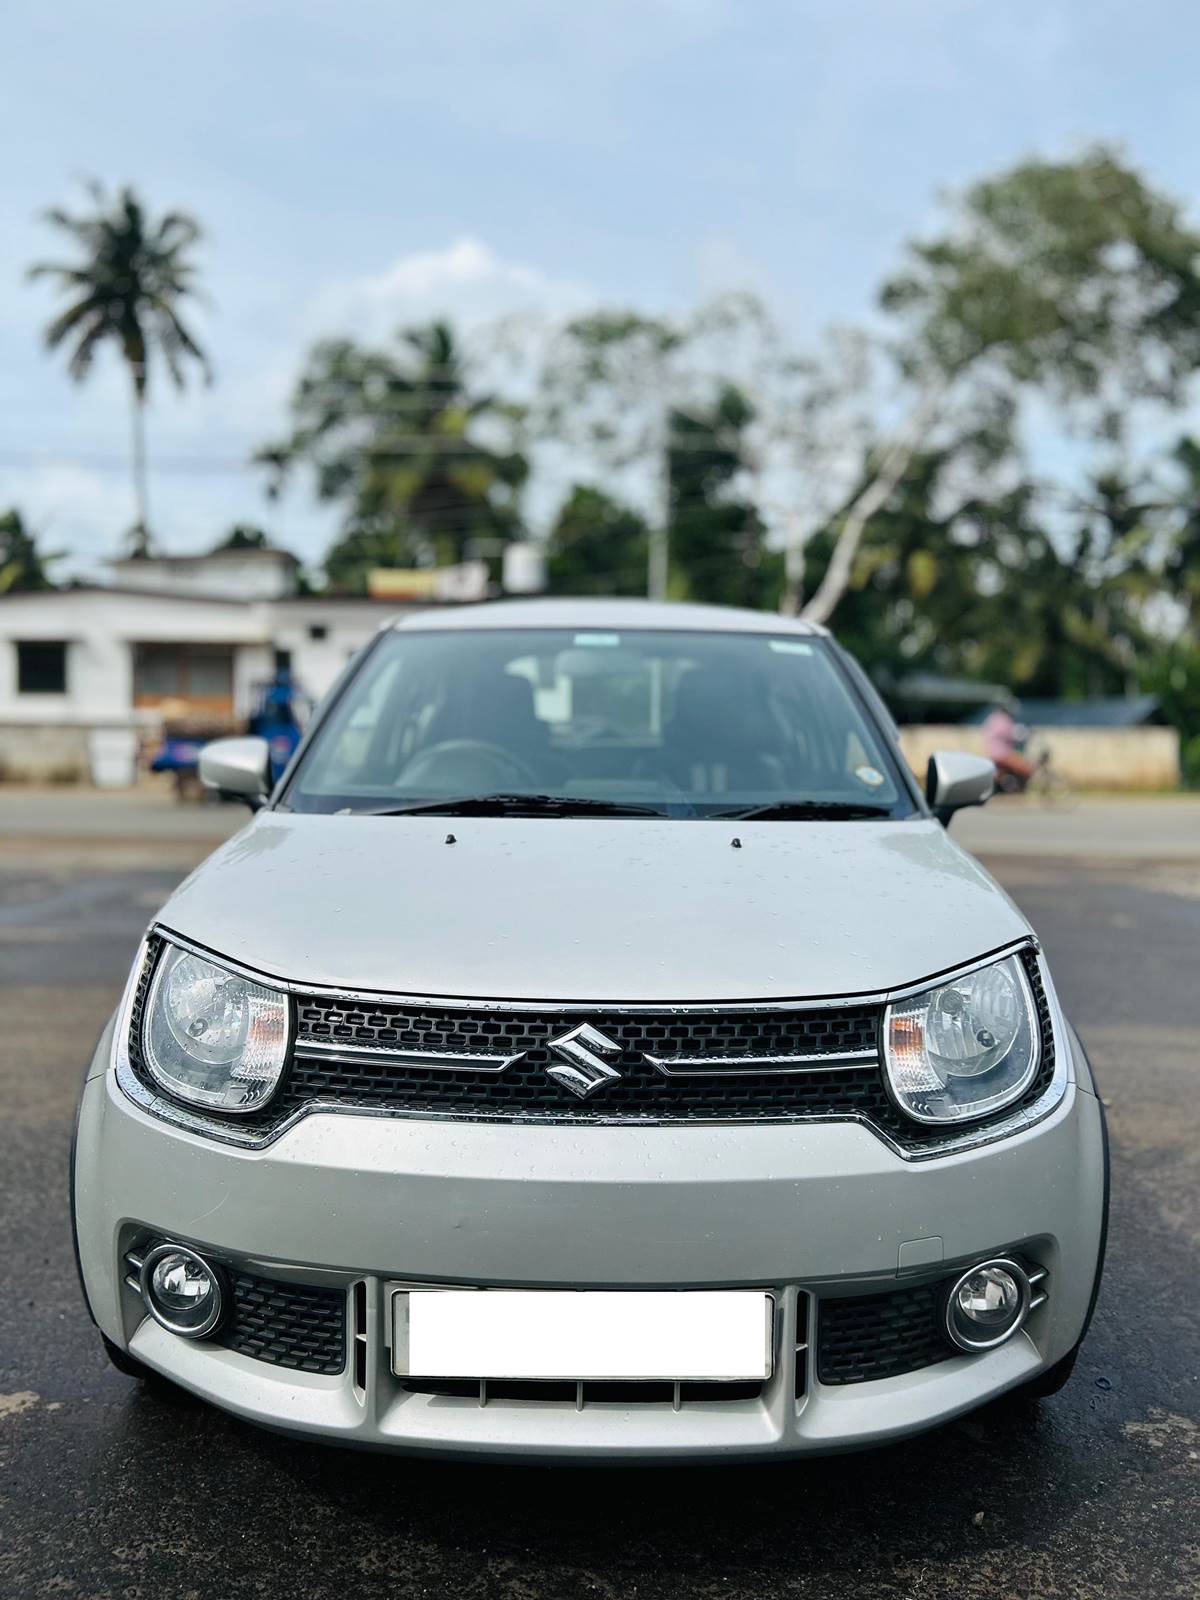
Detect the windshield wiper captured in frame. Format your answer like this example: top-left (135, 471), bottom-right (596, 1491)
top-left (713, 799), bottom-right (896, 821)
top-left (356, 792), bottom-right (669, 819)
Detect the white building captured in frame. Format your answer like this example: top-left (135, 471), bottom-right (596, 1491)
top-left (0, 543), bottom-right (416, 785)
top-left (108, 543), bottom-right (302, 602)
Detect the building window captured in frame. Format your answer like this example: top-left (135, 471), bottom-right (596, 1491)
top-left (308, 623), bottom-right (328, 641)
top-left (132, 643), bottom-right (234, 713)
top-left (16, 640), bottom-right (67, 695)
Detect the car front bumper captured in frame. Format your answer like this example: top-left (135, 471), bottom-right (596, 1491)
top-left (74, 1000), bottom-right (1107, 1461)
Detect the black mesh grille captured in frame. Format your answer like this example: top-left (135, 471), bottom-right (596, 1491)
top-left (817, 1279), bottom-right (951, 1385)
top-left (296, 1000), bottom-right (878, 1060)
top-left (218, 1269), bottom-right (346, 1375)
top-left (129, 936), bottom-right (1055, 1148)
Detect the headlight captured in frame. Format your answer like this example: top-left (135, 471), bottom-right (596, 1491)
top-left (143, 943), bottom-right (289, 1113)
top-left (882, 952), bottom-right (1040, 1125)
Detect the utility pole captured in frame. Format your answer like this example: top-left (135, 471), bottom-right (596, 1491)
top-left (647, 411), bottom-right (670, 600)
top-left (778, 508), bottom-right (807, 616)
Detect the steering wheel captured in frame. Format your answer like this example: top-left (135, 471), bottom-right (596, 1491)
top-left (394, 739), bottom-right (539, 793)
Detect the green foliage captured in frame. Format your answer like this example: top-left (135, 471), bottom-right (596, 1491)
top-left (259, 320), bottom-right (527, 592)
top-left (802, 446), bottom-right (1162, 703)
top-left (216, 524), bottom-right (272, 551)
top-left (881, 146), bottom-right (1200, 418)
top-left (0, 509), bottom-right (60, 594)
top-left (235, 149), bottom-right (1200, 774)
top-left (801, 448), bottom-right (981, 685)
top-left (1163, 439), bottom-right (1200, 628)
top-left (814, 145), bottom-right (1200, 772)
top-left (968, 474), bottom-right (1154, 697)
top-left (545, 487), bottom-right (649, 596)
top-left (29, 179), bottom-right (210, 398)
top-left (1138, 640), bottom-right (1200, 787)
top-left (668, 384), bottom-right (782, 609)
top-left (535, 297), bottom-right (791, 603)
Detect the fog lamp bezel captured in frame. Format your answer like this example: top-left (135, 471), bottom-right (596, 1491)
top-left (138, 1242), bottom-right (227, 1339)
top-left (943, 1256), bottom-right (1032, 1353)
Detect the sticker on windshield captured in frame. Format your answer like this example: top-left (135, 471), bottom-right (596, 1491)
top-left (768, 640), bottom-right (813, 656)
top-left (574, 633), bottom-right (620, 647)
top-left (854, 764), bottom-right (885, 789)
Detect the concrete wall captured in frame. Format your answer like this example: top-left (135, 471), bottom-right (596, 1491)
top-left (899, 723), bottom-right (1181, 791)
top-left (0, 722), bottom-right (90, 783)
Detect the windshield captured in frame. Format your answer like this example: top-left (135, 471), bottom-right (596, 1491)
top-left (284, 627), bottom-right (915, 819)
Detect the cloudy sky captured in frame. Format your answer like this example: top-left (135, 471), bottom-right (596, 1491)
top-left (3, 0), bottom-right (1199, 577)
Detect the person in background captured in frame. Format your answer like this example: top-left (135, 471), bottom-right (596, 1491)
top-left (248, 665), bottom-right (312, 781)
top-left (982, 701), bottom-right (1035, 785)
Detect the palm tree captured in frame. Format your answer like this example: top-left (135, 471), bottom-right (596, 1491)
top-left (28, 180), bottom-right (211, 548)
top-left (258, 318), bottom-right (527, 591)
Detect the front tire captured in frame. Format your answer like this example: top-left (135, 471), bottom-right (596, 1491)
top-left (101, 1333), bottom-right (151, 1380)
top-left (1017, 1346), bottom-right (1079, 1400)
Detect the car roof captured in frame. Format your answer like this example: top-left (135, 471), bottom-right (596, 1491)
top-left (387, 597), bottom-right (828, 636)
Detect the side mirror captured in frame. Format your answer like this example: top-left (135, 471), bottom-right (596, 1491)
top-left (925, 751), bottom-right (995, 825)
top-left (199, 737), bottom-right (272, 810)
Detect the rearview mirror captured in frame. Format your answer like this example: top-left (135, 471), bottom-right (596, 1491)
top-left (925, 751), bottom-right (994, 825)
top-left (199, 736), bottom-right (272, 810)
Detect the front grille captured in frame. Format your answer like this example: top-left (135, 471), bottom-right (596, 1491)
top-left (287, 996), bottom-right (885, 1125)
top-left (128, 935), bottom-right (1055, 1148)
top-left (817, 1280), bottom-right (951, 1385)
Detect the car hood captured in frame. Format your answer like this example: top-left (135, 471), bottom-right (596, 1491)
top-left (157, 812), bottom-right (1028, 1003)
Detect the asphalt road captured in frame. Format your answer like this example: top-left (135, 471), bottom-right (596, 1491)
top-left (1, 817), bottom-right (1197, 1599)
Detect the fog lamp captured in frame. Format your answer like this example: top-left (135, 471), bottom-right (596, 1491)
top-left (139, 1243), bottom-right (225, 1339)
top-left (944, 1258), bottom-right (1030, 1352)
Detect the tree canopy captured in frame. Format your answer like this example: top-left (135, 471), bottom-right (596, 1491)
top-left (259, 320), bottom-right (527, 592)
top-left (16, 145), bottom-right (1177, 775)
top-left (245, 157), bottom-right (1200, 769)
top-left (215, 524), bottom-right (273, 551)
top-left (0, 510), bottom-right (60, 595)
top-left (667, 383), bottom-right (782, 609)
top-left (545, 487), bottom-right (648, 597)
top-left (881, 147), bottom-right (1200, 413)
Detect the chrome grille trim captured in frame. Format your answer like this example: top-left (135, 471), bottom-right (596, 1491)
top-left (295, 1038), bottom-right (879, 1080)
top-left (645, 1048), bottom-right (878, 1076)
top-left (294, 1038), bottom-right (525, 1074)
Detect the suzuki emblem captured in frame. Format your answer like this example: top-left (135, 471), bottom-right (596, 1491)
top-left (543, 1023), bottom-right (623, 1099)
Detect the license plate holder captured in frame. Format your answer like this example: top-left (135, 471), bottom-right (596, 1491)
top-left (390, 1288), bottom-right (774, 1382)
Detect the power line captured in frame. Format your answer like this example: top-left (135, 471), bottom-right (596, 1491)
top-left (0, 442), bottom-right (777, 472)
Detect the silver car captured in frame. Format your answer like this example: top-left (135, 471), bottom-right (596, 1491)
top-left (73, 599), bottom-right (1108, 1460)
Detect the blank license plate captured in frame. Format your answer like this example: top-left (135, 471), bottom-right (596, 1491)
top-left (391, 1290), bottom-right (774, 1381)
